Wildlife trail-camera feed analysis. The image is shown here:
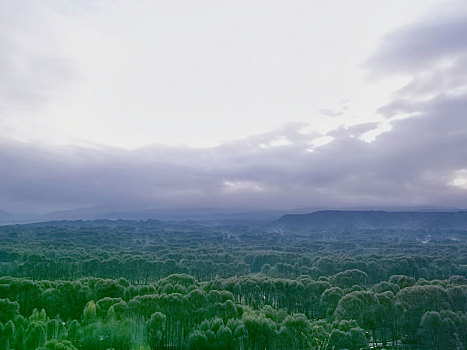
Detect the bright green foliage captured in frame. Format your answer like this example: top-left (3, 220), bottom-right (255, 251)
top-left (328, 326), bottom-right (368, 350)
top-left (279, 314), bottom-right (312, 349)
top-left (80, 319), bottom-right (138, 350)
top-left (25, 321), bottom-right (46, 349)
top-left (83, 300), bottom-right (97, 323)
top-left (146, 311), bottom-right (166, 348)
top-left (187, 330), bottom-right (208, 349)
top-left (38, 339), bottom-right (78, 350)
top-left (1, 320), bottom-right (15, 350)
top-left (67, 319), bottom-right (81, 344)
top-left (0, 298), bottom-right (19, 323)
top-left (0, 220), bottom-right (465, 349)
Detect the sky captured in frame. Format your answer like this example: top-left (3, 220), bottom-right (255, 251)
top-left (1, 0), bottom-right (467, 214)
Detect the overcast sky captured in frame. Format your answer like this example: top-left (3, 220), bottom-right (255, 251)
top-left (1, 0), bottom-right (466, 214)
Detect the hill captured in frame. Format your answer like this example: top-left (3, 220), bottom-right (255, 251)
top-left (273, 210), bottom-right (467, 230)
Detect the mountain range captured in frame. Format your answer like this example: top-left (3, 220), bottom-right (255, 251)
top-left (273, 210), bottom-right (467, 230)
top-left (1, 206), bottom-right (467, 228)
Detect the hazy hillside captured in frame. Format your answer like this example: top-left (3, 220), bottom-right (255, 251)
top-left (273, 210), bottom-right (467, 230)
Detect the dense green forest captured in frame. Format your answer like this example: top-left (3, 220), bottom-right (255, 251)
top-left (0, 219), bottom-right (465, 349)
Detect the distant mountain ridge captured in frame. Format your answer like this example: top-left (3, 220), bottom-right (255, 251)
top-left (273, 210), bottom-right (467, 230)
top-left (1, 206), bottom-right (466, 226)
top-left (43, 207), bottom-right (286, 222)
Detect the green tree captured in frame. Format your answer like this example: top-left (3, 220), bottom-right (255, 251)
top-left (147, 311), bottom-right (166, 348)
top-left (188, 330), bottom-right (208, 350)
top-left (0, 298), bottom-right (19, 323)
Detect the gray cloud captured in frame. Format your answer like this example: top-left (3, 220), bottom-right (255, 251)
top-left (1, 93), bottom-right (466, 214)
top-left (0, 4), bottom-right (75, 117)
top-left (367, 2), bottom-right (467, 75)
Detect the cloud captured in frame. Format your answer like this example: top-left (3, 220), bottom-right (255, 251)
top-left (319, 108), bottom-right (344, 117)
top-left (367, 1), bottom-right (467, 75)
top-left (367, 1), bottom-right (467, 120)
top-left (0, 3), bottom-right (75, 114)
top-left (1, 1), bottom-right (467, 214)
top-left (1, 93), bottom-right (466, 214)
top-left (0, 0), bottom-right (446, 148)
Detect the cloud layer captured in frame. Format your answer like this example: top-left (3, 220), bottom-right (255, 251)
top-left (2, 91), bottom-right (466, 213)
top-left (1, 1), bottom-right (467, 214)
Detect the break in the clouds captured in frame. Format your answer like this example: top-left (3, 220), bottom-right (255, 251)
top-left (1, 0), bottom-right (467, 213)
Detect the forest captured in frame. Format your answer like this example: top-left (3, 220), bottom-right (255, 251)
top-left (0, 217), bottom-right (465, 349)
